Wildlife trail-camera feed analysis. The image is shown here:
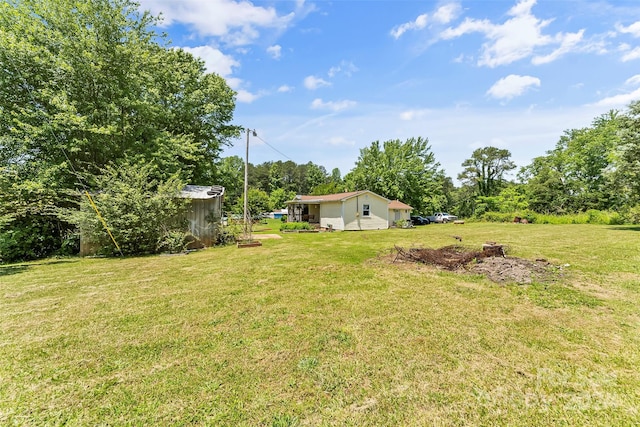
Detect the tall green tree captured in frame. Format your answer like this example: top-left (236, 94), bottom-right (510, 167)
top-left (304, 162), bottom-right (328, 194)
top-left (458, 147), bottom-right (516, 198)
top-left (344, 137), bottom-right (443, 212)
top-left (234, 188), bottom-right (270, 217)
top-left (519, 111), bottom-right (622, 213)
top-left (268, 188), bottom-right (295, 211)
top-left (0, 0), bottom-right (241, 259)
top-left (215, 156), bottom-right (244, 212)
top-left (330, 168), bottom-right (342, 183)
top-left (518, 155), bottom-right (570, 213)
top-left (611, 102), bottom-right (640, 207)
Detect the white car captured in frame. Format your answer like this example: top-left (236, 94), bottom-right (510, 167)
top-left (428, 212), bottom-right (458, 223)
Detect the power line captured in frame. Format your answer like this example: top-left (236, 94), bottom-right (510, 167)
top-left (253, 134), bottom-right (295, 162)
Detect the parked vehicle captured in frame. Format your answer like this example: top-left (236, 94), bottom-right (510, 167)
top-left (426, 212), bottom-right (458, 223)
top-left (410, 215), bottom-right (431, 225)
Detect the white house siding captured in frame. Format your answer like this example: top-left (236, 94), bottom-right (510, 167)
top-left (388, 209), bottom-right (411, 227)
top-left (319, 201), bottom-right (344, 230)
top-left (343, 193), bottom-right (389, 230)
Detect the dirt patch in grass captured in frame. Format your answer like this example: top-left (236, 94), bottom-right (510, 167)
top-left (468, 256), bottom-right (561, 284)
top-left (251, 234), bottom-right (282, 240)
top-left (389, 245), bottom-right (563, 284)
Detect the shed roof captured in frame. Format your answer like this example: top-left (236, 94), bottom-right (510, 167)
top-left (180, 185), bottom-right (225, 199)
top-left (388, 200), bottom-right (413, 210)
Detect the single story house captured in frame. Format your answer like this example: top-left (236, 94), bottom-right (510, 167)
top-left (179, 185), bottom-right (225, 246)
top-left (286, 190), bottom-right (413, 231)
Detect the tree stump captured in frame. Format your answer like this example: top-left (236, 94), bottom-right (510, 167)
top-left (482, 244), bottom-right (505, 257)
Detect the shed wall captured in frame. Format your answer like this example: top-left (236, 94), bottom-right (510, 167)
top-left (186, 198), bottom-right (222, 246)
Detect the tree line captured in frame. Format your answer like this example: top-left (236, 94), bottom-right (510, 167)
top-left (2, 0), bottom-right (640, 262)
top-left (224, 104), bottom-right (640, 225)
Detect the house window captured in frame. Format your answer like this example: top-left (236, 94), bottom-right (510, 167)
top-left (362, 204), bottom-right (370, 217)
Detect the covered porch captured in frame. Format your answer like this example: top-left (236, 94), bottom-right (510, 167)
top-left (287, 202), bottom-right (320, 224)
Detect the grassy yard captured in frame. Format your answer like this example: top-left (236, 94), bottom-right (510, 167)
top-left (1, 222), bottom-right (640, 426)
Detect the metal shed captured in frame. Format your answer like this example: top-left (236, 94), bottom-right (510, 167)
top-left (180, 185), bottom-right (225, 246)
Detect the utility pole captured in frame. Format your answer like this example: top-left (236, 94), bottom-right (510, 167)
top-left (244, 128), bottom-right (256, 238)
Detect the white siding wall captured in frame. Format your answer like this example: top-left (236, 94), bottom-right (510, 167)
top-left (388, 209), bottom-right (411, 227)
top-left (319, 202), bottom-right (344, 230)
top-left (343, 193), bottom-right (389, 230)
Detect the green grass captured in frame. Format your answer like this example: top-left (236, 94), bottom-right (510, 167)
top-left (2, 223), bottom-right (640, 425)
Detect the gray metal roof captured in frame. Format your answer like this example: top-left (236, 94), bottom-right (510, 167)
top-left (180, 185), bottom-right (225, 199)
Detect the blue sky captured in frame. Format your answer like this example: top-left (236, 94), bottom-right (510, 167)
top-left (138, 0), bottom-right (640, 181)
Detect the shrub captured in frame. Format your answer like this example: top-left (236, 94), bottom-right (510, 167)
top-left (0, 215), bottom-right (69, 263)
top-left (478, 211), bottom-right (536, 223)
top-left (156, 230), bottom-right (202, 253)
top-left (623, 205), bottom-right (640, 224)
top-left (529, 211), bottom-right (623, 225)
top-left (480, 212), bottom-right (513, 223)
top-left (76, 163), bottom-right (188, 256)
top-left (216, 220), bottom-right (243, 245)
top-left (280, 222), bottom-right (313, 231)
top-left (395, 219), bottom-right (411, 228)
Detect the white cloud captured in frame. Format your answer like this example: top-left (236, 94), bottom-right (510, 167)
top-left (310, 98), bottom-right (357, 111)
top-left (440, 0), bottom-right (584, 67)
top-left (399, 109), bottom-right (431, 121)
top-left (391, 2), bottom-right (461, 39)
top-left (590, 75), bottom-right (640, 107)
top-left (487, 74), bottom-right (541, 100)
top-left (304, 76), bottom-right (331, 90)
top-left (236, 89), bottom-right (262, 103)
top-left (180, 45), bottom-right (238, 77)
top-left (622, 47), bottom-right (640, 62)
top-left (328, 61), bottom-right (359, 78)
top-left (277, 85), bottom-right (293, 93)
top-left (138, 0), bottom-right (294, 46)
top-left (267, 45), bottom-right (282, 59)
top-left (509, 0), bottom-right (537, 17)
top-left (591, 88), bottom-right (640, 107)
top-left (179, 49), bottom-right (260, 105)
top-left (616, 21), bottom-right (640, 38)
top-left (391, 13), bottom-right (429, 39)
top-left (225, 77), bottom-right (243, 89)
top-left (626, 75), bottom-right (640, 86)
top-left (433, 3), bottom-right (462, 25)
top-left (532, 30), bottom-right (584, 65)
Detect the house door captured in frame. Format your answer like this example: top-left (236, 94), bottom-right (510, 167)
top-left (394, 210), bottom-right (401, 221)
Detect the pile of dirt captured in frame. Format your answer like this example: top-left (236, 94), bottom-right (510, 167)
top-left (392, 244), bottom-right (560, 284)
top-left (467, 256), bottom-right (558, 284)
